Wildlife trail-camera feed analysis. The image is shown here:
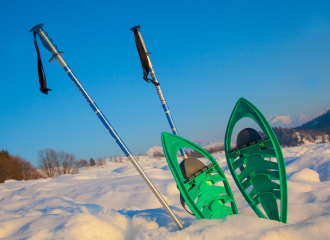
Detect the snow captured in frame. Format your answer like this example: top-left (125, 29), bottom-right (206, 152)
top-left (1, 143), bottom-right (330, 239)
top-left (289, 168), bottom-right (320, 182)
top-left (145, 146), bottom-right (163, 157)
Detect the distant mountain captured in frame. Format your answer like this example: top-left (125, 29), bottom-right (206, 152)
top-left (191, 140), bottom-right (226, 151)
top-left (272, 109), bottom-right (330, 147)
top-left (191, 140), bottom-right (211, 147)
top-left (295, 109), bottom-right (330, 134)
top-left (145, 110), bottom-right (330, 155)
top-left (145, 140), bottom-right (228, 158)
top-left (267, 113), bottom-right (314, 128)
top-left (203, 141), bottom-right (225, 151)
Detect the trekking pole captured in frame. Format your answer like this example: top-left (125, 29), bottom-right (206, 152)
top-left (130, 26), bottom-right (187, 159)
top-left (29, 23), bottom-right (183, 230)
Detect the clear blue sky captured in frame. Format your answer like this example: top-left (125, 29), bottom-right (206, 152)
top-left (1, 0), bottom-right (329, 166)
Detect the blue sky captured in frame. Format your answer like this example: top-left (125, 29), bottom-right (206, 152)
top-left (0, 0), bottom-right (329, 165)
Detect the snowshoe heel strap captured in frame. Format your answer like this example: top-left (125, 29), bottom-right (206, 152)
top-left (179, 158), bottom-right (213, 215)
top-left (183, 163), bottom-right (213, 184)
top-left (229, 138), bottom-right (270, 153)
top-left (180, 193), bottom-right (194, 215)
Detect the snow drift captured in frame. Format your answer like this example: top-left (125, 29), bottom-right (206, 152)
top-left (1, 143), bottom-right (330, 239)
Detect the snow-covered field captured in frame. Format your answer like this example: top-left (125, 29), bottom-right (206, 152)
top-left (1, 143), bottom-right (330, 239)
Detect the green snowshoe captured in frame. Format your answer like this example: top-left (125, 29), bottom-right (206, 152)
top-left (162, 132), bottom-right (238, 219)
top-left (224, 98), bottom-right (288, 223)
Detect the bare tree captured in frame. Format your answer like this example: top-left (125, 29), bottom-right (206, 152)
top-left (50, 149), bottom-right (62, 177)
top-left (76, 159), bottom-right (88, 168)
top-left (58, 151), bottom-right (78, 174)
top-left (96, 158), bottom-right (106, 166)
top-left (38, 148), bottom-right (57, 178)
top-left (38, 149), bottom-right (78, 177)
top-left (153, 152), bottom-right (164, 158)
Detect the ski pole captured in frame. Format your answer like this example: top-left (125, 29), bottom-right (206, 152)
top-left (29, 23), bottom-right (183, 230)
top-left (130, 26), bottom-right (187, 159)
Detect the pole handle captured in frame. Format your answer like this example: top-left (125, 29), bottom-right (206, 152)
top-left (130, 25), bottom-right (141, 31)
top-left (29, 23), bottom-right (61, 55)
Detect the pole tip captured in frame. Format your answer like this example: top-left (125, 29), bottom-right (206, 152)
top-left (130, 25), bottom-right (141, 31)
top-left (29, 23), bottom-right (44, 33)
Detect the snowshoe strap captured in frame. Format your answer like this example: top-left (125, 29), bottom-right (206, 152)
top-left (183, 163), bottom-right (213, 184)
top-left (143, 71), bottom-right (160, 86)
top-left (178, 158), bottom-right (212, 215)
top-left (33, 31), bottom-right (52, 95)
top-left (179, 164), bottom-right (213, 215)
top-left (180, 193), bottom-right (194, 215)
top-left (229, 138), bottom-right (270, 153)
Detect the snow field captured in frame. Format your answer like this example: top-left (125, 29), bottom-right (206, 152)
top-left (1, 143), bottom-right (330, 239)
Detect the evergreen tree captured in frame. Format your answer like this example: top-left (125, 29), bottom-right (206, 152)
top-left (90, 158), bottom-right (96, 166)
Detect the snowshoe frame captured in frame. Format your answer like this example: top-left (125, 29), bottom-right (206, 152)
top-left (162, 132), bottom-right (238, 219)
top-left (225, 98), bottom-right (288, 223)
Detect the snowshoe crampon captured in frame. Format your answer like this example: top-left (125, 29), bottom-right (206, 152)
top-left (161, 132), bottom-right (238, 219)
top-left (225, 98), bottom-right (288, 223)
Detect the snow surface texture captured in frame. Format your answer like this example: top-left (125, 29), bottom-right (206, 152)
top-left (1, 144), bottom-right (330, 239)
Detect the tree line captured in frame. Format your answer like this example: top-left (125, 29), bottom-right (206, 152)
top-left (295, 109), bottom-right (330, 134)
top-left (0, 150), bottom-right (43, 183)
top-left (0, 148), bottom-right (109, 183)
top-left (38, 149), bottom-right (109, 177)
top-left (271, 127), bottom-right (329, 147)
top-left (37, 148), bottom-right (79, 178)
top-left (186, 145), bottom-right (225, 158)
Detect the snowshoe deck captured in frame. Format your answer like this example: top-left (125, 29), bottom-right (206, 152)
top-left (162, 132), bottom-right (238, 219)
top-left (224, 98), bottom-right (288, 223)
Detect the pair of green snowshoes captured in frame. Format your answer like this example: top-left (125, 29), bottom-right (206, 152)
top-left (162, 98), bottom-right (288, 223)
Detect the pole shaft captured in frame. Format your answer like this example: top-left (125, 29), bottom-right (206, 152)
top-left (148, 64), bottom-right (187, 159)
top-left (131, 26), bottom-right (187, 159)
top-left (35, 28), bottom-right (183, 230)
